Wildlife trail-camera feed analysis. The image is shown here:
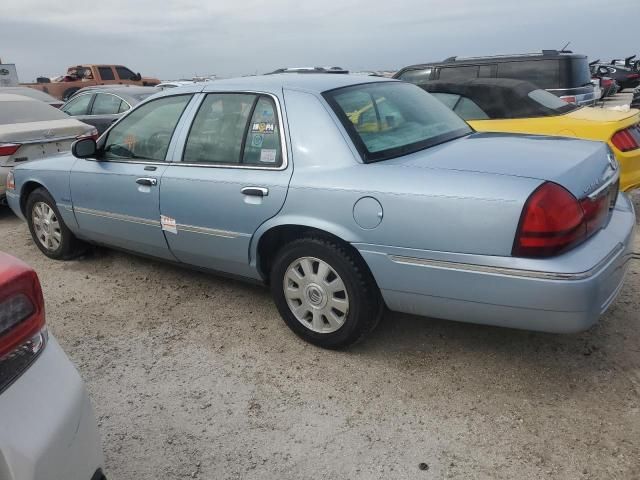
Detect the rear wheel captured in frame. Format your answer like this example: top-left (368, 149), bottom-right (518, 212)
top-left (270, 237), bottom-right (383, 349)
top-left (26, 188), bottom-right (85, 260)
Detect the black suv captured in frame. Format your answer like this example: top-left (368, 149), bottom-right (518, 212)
top-left (394, 51), bottom-right (597, 106)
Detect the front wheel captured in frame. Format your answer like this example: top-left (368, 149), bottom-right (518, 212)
top-left (270, 237), bottom-right (383, 349)
top-left (26, 188), bottom-right (85, 260)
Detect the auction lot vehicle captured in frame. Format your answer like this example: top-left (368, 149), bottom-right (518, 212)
top-left (0, 94), bottom-right (96, 205)
top-left (415, 78), bottom-right (640, 192)
top-left (0, 87), bottom-right (64, 108)
top-left (61, 86), bottom-right (159, 135)
top-left (21, 65), bottom-right (160, 101)
top-left (395, 51), bottom-right (598, 106)
top-left (591, 63), bottom-right (640, 92)
top-left (6, 75), bottom-right (636, 348)
top-left (0, 252), bottom-right (105, 480)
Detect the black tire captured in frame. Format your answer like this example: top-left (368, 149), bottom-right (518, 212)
top-left (270, 236), bottom-right (383, 349)
top-left (26, 188), bottom-right (85, 260)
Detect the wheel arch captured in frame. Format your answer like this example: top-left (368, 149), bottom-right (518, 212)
top-left (252, 218), bottom-right (373, 286)
top-left (19, 180), bottom-right (47, 217)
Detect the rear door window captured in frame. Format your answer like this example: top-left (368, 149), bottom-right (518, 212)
top-left (115, 66), bottom-right (136, 80)
top-left (397, 68), bottom-right (433, 85)
top-left (98, 66), bottom-right (115, 81)
top-left (438, 66), bottom-right (479, 81)
top-left (91, 93), bottom-right (125, 115)
top-left (183, 93), bottom-right (256, 165)
top-left (62, 94), bottom-right (93, 116)
top-left (242, 96), bottom-right (282, 166)
top-left (497, 60), bottom-right (559, 88)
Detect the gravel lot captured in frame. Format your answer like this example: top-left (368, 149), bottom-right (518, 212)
top-left (1, 194), bottom-right (639, 479)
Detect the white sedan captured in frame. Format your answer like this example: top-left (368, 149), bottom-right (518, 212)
top-left (0, 252), bottom-right (105, 480)
top-left (0, 94), bottom-right (96, 205)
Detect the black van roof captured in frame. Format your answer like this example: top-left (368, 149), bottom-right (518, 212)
top-left (399, 50), bottom-right (587, 70)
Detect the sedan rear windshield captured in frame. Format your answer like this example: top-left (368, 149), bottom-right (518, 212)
top-left (0, 100), bottom-right (69, 125)
top-left (323, 82), bottom-right (472, 162)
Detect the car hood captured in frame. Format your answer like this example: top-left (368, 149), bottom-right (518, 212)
top-left (564, 106), bottom-right (640, 123)
top-left (382, 132), bottom-right (616, 199)
top-left (0, 118), bottom-right (93, 143)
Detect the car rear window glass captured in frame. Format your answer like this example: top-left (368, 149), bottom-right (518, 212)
top-left (0, 100), bottom-right (69, 125)
top-left (527, 89), bottom-right (579, 113)
top-left (91, 94), bottom-right (124, 115)
top-left (98, 67), bottom-right (115, 81)
top-left (62, 94), bottom-right (92, 116)
top-left (567, 57), bottom-right (591, 88)
top-left (430, 93), bottom-right (490, 121)
top-left (497, 60), bottom-right (560, 88)
top-left (102, 94), bottom-right (191, 161)
top-left (323, 82), bottom-right (472, 162)
top-left (438, 66), bottom-right (479, 81)
top-left (183, 93), bottom-right (256, 165)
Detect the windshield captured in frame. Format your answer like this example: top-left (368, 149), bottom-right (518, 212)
top-left (0, 99), bottom-right (69, 125)
top-left (323, 82), bottom-right (472, 162)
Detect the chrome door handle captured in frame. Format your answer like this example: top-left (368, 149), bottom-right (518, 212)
top-left (136, 177), bottom-right (158, 186)
top-left (241, 186), bottom-right (269, 197)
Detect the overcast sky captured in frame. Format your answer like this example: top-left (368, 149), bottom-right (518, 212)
top-left (2, 0), bottom-right (639, 82)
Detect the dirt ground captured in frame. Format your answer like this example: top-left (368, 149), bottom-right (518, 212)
top-left (0, 191), bottom-right (638, 480)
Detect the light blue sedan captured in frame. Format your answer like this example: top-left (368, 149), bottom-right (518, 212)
top-left (5, 75), bottom-right (636, 348)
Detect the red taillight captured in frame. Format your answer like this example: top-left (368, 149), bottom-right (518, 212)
top-left (611, 126), bottom-right (640, 152)
top-left (0, 261), bottom-right (45, 359)
top-left (513, 182), bottom-right (617, 258)
top-left (0, 143), bottom-right (21, 156)
top-left (560, 95), bottom-right (577, 104)
top-left (77, 128), bottom-right (99, 141)
top-left (513, 183), bottom-right (586, 257)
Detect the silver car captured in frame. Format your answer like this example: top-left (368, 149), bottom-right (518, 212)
top-left (6, 75), bottom-right (636, 348)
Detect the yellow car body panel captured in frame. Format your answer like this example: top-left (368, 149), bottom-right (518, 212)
top-left (469, 107), bottom-right (640, 192)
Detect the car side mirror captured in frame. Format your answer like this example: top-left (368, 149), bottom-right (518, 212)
top-left (133, 72), bottom-right (142, 81)
top-left (72, 138), bottom-right (97, 159)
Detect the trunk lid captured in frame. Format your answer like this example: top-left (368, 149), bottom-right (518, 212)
top-left (383, 132), bottom-right (618, 199)
top-left (0, 118), bottom-right (92, 143)
top-left (565, 106), bottom-right (640, 123)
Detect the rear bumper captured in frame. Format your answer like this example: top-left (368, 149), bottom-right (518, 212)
top-left (0, 335), bottom-right (104, 480)
top-left (356, 193), bottom-right (636, 333)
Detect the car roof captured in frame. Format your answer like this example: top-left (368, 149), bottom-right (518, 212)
top-left (419, 77), bottom-right (541, 95)
top-left (74, 85), bottom-right (159, 95)
top-left (154, 74), bottom-right (396, 97)
top-left (0, 93), bottom-right (37, 102)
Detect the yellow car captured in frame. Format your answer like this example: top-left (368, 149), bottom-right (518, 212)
top-left (420, 78), bottom-right (640, 191)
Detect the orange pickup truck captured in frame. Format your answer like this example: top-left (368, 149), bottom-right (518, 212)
top-left (21, 64), bottom-right (161, 101)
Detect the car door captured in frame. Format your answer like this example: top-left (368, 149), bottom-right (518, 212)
top-left (61, 92), bottom-right (95, 126)
top-left (70, 93), bottom-right (195, 260)
top-left (160, 92), bottom-right (292, 278)
top-left (89, 92), bottom-right (130, 135)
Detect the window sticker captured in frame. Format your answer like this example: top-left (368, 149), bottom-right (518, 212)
top-left (161, 215), bottom-right (177, 234)
top-left (251, 134), bottom-right (264, 148)
top-left (260, 149), bottom-right (277, 163)
top-left (251, 122), bottom-right (275, 134)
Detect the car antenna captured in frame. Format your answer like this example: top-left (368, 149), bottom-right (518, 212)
top-left (559, 41), bottom-right (571, 52)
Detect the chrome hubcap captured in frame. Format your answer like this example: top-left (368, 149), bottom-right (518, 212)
top-left (283, 256), bottom-right (349, 334)
top-left (32, 202), bottom-right (61, 251)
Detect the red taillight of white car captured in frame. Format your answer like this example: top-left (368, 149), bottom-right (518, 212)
top-left (0, 255), bottom-right (46, 392)
top-left (77, 128), bottom-right (99, 141)
top-left (611, 124), bottom-right (640, 152)
top-left (0, 143), bottom-right (21, 157)
top-left (512, 181), bottom-right (618, 258)
top-left (559, 95), bottom-right (577, 104)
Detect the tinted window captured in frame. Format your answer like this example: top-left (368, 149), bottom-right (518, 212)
top-left (103, 95), bottom-right (191, 161)
top-left (567, 57), bottom-right (591, 87)
top-left (62, 94), bottom-right (93, 116)
top-left (438, 66), bottom-right (478, 81)
top-left (183, 93), bottom-right (255, 164)
top-left (91, 93), bottom-right (124, 115)
top-left (324, 82), bottom-right (472, 162)
top-left (527, 89), bottom-right (579, 114)
top-left (242, 96), bottom-right (282, 166)
top-left (115, 66), bottom-right (136, 80)
top-left (98, 67), bottom-right (115, 81)
top-left (497, 60), bottom-right (559, 88)
top-left (0, 100), bottom-right (70, 124)
top-left (478, 65), bottom-right (496, 78)
top-left (397, 68), bottom-right (433, 85)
